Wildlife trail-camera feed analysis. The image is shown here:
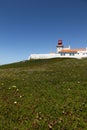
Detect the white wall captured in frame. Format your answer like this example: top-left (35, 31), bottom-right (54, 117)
top-left (28, 53), bottom-right (87, 60)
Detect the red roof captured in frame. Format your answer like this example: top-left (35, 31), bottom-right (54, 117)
top-left (60, 48), bottom-right (86, 53)
top-left (60, 49), bottom-right (77, 53)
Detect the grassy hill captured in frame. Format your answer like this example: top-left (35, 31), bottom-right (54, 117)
top-left (0, 58), bottom-right (87, 130)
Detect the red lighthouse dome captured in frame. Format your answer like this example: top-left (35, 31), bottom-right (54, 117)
top-left (58, 40), bottom-right (63, 46)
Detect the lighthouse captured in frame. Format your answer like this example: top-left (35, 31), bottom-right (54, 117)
top-left (56, 40), bottom-right (63, 53)
top-left (29, 39), bottom-right (87, 60)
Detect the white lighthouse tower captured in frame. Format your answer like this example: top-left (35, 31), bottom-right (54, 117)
top-left (56, 40), bottom-right (63, 53)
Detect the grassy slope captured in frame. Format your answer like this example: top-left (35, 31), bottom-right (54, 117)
top-left (0, 58), bottom-right (87, 130)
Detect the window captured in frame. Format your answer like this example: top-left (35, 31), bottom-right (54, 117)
top-left (61, 53), bottom-right (65, 56)
top-left (69, 53), bottom-right (74, 56)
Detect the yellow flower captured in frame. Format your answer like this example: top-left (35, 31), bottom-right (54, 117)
top-left (16, 89), bottom-right (19, 92)
top-left (78, 81), bottom-right (80, 84)
top-left (12, 85), bottom-right (16, 88)
top-left (14, 101), bottom-right (17, 104)
top-left (20, 95), bottom-right (22, 98)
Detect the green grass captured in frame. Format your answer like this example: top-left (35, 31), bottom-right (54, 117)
top-left (0, 58), bottom-right (87, 130)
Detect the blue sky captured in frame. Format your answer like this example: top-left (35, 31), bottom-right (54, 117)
top-left (0, 0), bottom-right (87, 64)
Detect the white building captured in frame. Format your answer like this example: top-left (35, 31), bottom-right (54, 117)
top-left (28, 40), bottom-right (87, 60)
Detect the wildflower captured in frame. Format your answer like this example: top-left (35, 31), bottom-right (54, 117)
top-left (78, 81), bottom-right (80, 84)
top-left (20, 95), bottom-right (22, 98)
top-left (14, 101), bottom-right (17, 104)
top-left (62, 110), bottom-right (65, 114)
top-left (12, 85), bottom-right (16, 88)
top-left (16, 89), bottom-right (19, 92)
top-left (68, 88), bottom-right (70, 91)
